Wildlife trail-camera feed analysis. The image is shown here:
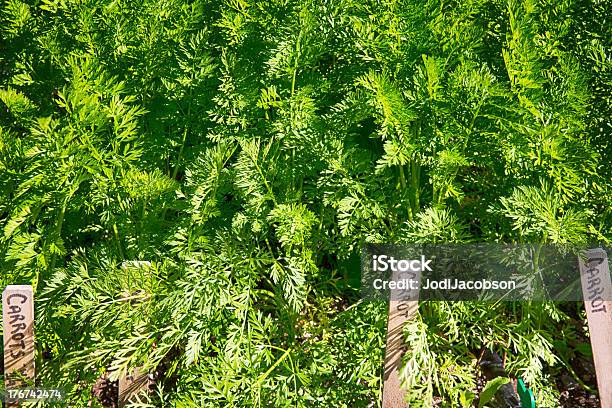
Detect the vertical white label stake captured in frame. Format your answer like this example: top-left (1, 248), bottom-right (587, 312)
top-left (578, 248), bottom-right (612, 407)
top-left (382, 268), bottom-right (420, 408)
top-left (2, 285), bottom-right (35, 407)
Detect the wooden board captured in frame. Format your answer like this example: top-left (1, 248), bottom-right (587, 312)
top-left (118, 367), bottom-right (150, 407)
top-left (2, 285), bottom-right (35, 408)
top-left (579, 248), bottom-right (612, 408)
top-left (382, 268), bottom-right (420, 408)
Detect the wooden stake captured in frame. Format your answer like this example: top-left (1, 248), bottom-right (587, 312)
top-left (118, 367), bottom-right (150, 407)
top-left (579, 248), bottom-right (612, 408)
top-left (382, 269), bottom-right (419, 408)
top-left (2, 285), bottom-right (35, 408)
top-left (117, 261), bottom-right (152, 407)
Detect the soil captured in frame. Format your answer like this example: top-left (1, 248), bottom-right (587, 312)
top-left (430, 346), bottom-right (601, 407)
top-left (91, 374), bottom-right (118, 408)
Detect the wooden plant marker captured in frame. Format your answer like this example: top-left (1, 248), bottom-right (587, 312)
top-left (117, 261), bottom-right (152, 407)
top-left (578, 248), bottom-right (612, 408)
top-left (382, 268), bottom-right (420, 408)
top-left (118, 367), bottom-right (150, 407)
top-left (2, 285), bottom-right (35, 408)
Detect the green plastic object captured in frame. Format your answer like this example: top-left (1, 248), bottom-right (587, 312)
top-left (517, 379), bottom-right (536, 408)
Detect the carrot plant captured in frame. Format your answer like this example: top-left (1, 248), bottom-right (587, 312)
top-left (0, 0), bottom-right (610, 406)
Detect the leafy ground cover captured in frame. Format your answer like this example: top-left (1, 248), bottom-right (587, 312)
top-left (0, 0), bottom-right (610, 406)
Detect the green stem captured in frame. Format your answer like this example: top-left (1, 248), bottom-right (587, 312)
top-left (291, 26), bottom-right (303, 96)
top-left (113, 222), bottom-right (125, 259)
top-left (172, 126), bottom-right (189, 180)
top-left (162, 95), bottom-right (192, 222)
top-left (139, 201), bottom-right (147, 248)
top-left (256, 347), bottom-right (292, 385)
top-left (558, 354), bottom-right (598, 394)
top-left (252, 143), bottom-right (277, 206)
top-left (47, 199), bottom-right (68, 275)
top-left (410, 159), bottom-right (420, 216)
top-left (291, 67), bottom-right (298, 96)
top-left (399, 165), bottom-right (412, 221)
top-left (172, 90), bottom-right (193, 180)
